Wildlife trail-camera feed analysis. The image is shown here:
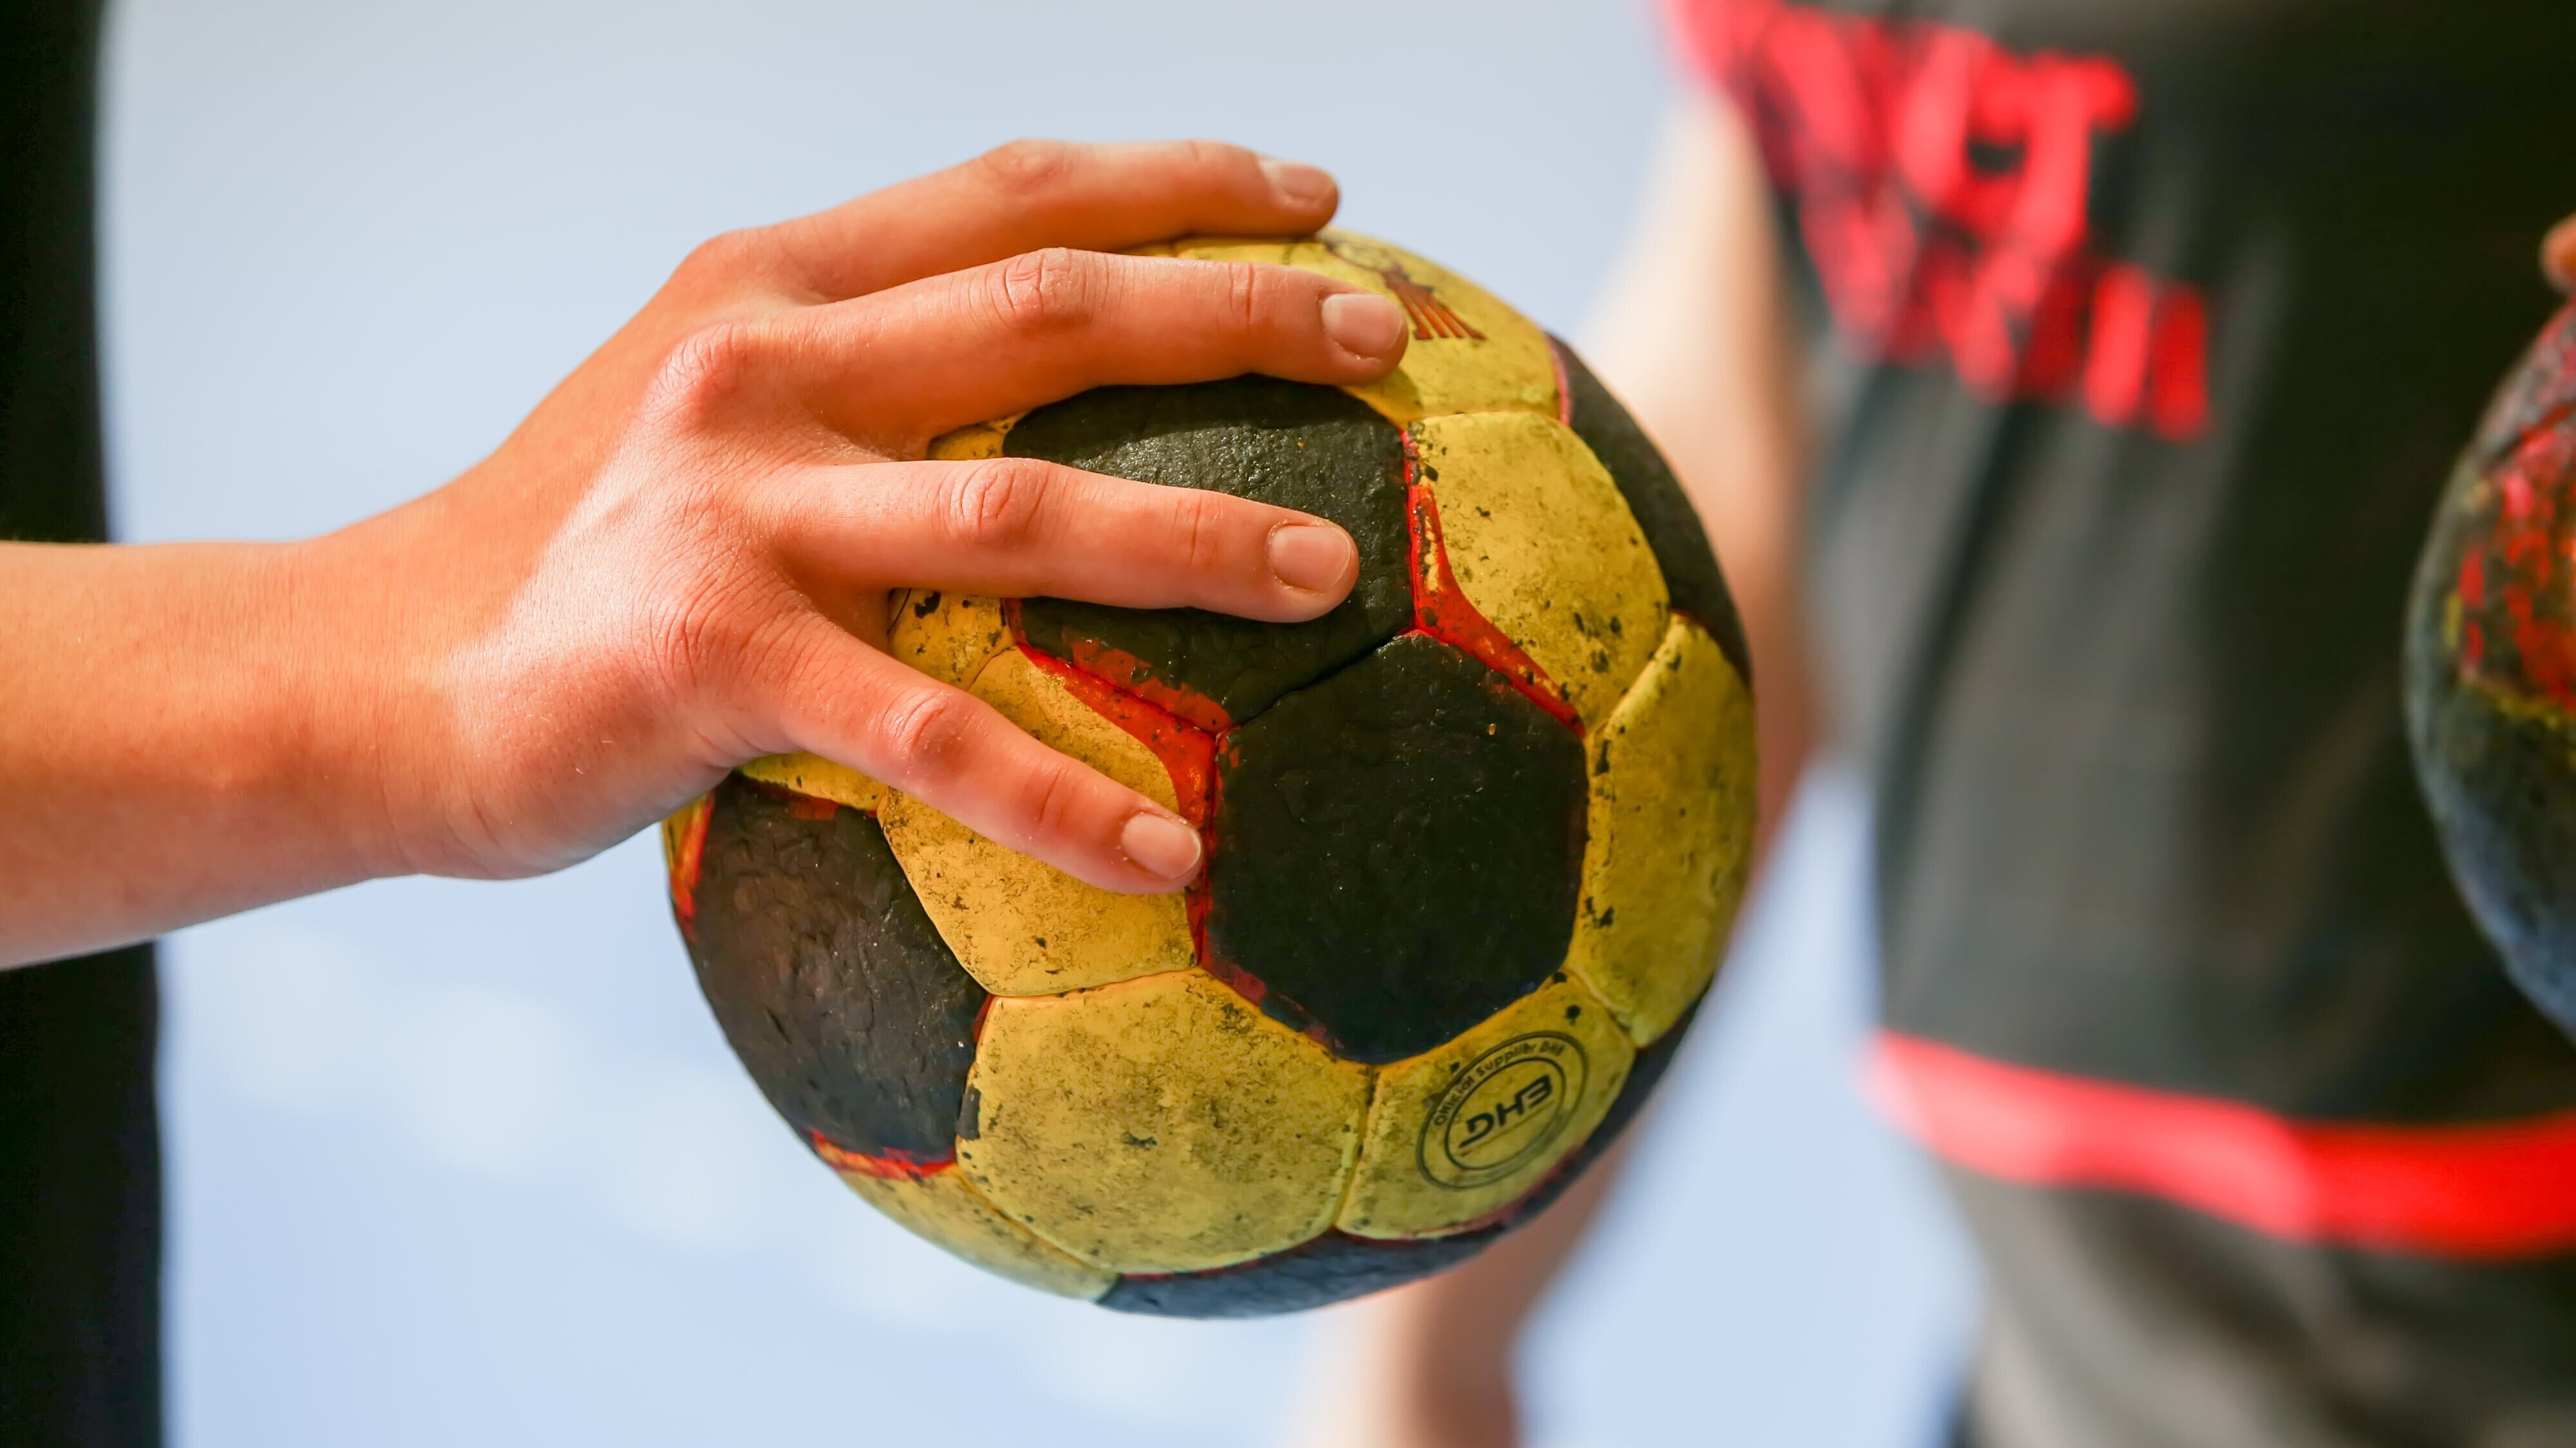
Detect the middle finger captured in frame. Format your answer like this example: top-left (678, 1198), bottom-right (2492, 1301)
top-left (772, 249), bottom-right (1409, 451)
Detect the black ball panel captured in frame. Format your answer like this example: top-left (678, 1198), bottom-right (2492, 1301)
top-left (1008, 378), bottom-right (1413, 726)
top-left (1097, 1229), bottom-right (1497, 1319)
top-left (687, 776), bottom-right (987, 1163)
top-left (1205, 633), bottom-right (1588, 1064)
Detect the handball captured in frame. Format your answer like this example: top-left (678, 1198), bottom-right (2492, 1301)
top-left (663, 232), bottom-right (1757, 1316)
top-left (2409, 303), bottom-right (2576, 1033)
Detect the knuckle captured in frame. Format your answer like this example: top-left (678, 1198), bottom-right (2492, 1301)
top-left (990, 247), bottom-right (1098, 335)
top-left (942, 458), bottom-right (1054, 549)
top-left (977, 138), bottom-right (1076, 197)
top-left (1173, 137), bottom-right (1246, 179)
top-left (649, 319), bottom-right (771, 423)
top-left (672, 227), bottom-right (781, 290)
top-left (1168, 487), bottom-right (1230, 574)
top-left (879, 687), bottom-right (977, 785)
top-left (1017, 760), bottom-right (1088, 846)
top-left (1218, 259), bottom-right (1266, 333)
top-left (647, 565), bottom-right (777, 704)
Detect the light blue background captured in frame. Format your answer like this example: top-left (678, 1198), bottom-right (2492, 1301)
top-left (97, 2), bottom-right (1976, 1442)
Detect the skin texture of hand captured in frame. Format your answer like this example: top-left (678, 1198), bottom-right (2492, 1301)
top-left (0, 140), bottom-right (1410, 968)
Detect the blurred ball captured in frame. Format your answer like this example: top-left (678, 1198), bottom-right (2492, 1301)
top-left (662, 232), bottom-right (1757, 1316)
top-left (2409, 303), bottom-right (2576, 1031)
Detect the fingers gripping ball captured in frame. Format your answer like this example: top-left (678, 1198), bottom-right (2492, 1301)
top-left (665, 231), bottom-right (1760, 1315)
top-left (2409, 303), bottom-right (2576, 1033)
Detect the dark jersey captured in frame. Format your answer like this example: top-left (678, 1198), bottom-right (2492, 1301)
top-left (1667, 0), bottom-right (2576, 1441)
top-left (0, 0), bottom-right (166, 1443)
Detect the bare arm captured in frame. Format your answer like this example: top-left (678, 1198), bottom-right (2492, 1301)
top-left (1294, 97), bottom-right (1819, 1448)
top-left (0, 142), bottom-right (1410, 968)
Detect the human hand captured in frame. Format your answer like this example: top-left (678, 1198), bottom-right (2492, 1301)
top-left (295, 141), bottom-right (1408, 894)
top-left (2546, 214), bottom-right (2576, 290)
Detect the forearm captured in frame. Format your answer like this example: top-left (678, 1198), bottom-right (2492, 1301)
top-left (0, 535), bottom-right (400, 966)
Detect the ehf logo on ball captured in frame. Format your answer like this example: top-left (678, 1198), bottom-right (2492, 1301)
top-left (1419, 1033), bottom-right (1590, 1190)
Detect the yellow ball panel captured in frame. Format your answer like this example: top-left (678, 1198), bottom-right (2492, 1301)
top-left (926, 417), bottom-right (1016, 460)
top-left (878, 648), bottom-right (1195, 997)
top-left (957, 970), bottom-right (1370, 1274)
top-left (836, 1165), bottom-right (1115, 1302)
top-left (1336, 974), bottom-right (1634, 1240)
top-left (1171, 230), bottom-right (1557, 425)
top-left (734, 754), bottom-right (887, 813)
top-left (659, 792), bottom-right (710, 876)
top-left (1412, 411), bottom-right (1669, 729)
top-left (1566, 616), bottom-right (1757, 1046)
top-left (887, 588), bottom-right (1012, 690)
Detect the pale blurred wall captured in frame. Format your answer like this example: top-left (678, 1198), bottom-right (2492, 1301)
top-left (97, 2), bottom-right (1975, 1443)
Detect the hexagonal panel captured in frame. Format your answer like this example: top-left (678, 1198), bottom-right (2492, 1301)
top-left (878, 647), bottom-right (1198, 997)
top-left (833, 1163), bottom-right (1115, 1302)
top-left (1564, 617), bottom-right (1757, 1046)
top-left (1549, 337), bottom-right (1752, 684)
top-left (1337, 973), bottom-right (1634, 1239)
top-left (1172, 231), bottom-right (1558, 424)
top-left (1006, 377), bottom-right (1411, 729)
top-left (956, 970), bottom-right (1370, 1274)
top-left (1204, 633), bottom-right (1588, 1064)
top-left (888, 588), bottom-right (1012, 689)
top-left (1411, 411), bottom-right (1669, 730)
top-left (1484, 994), bottom-right (1707, 1232)
top-left (685, 775), bottom-right (987, 1164)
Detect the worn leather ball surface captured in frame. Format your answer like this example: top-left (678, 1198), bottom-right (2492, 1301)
top-left (2409, 303), bottom-right (2576, 1035)
top-left (662, 232), bottom-right (1758, 1316)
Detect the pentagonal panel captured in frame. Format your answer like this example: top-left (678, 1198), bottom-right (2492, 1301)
top-left (1412, 411), bottom-right (1668, 730)
top-left (879, 647), bottom-right (1197, 997)
top-left (1565, 617), bottom-right (1757, 1046)
top-left (833, 1163), bottom-right (1115, 1302)
top-left (956, 970), bottom-right (1369, 1274)
top-left (1550, 337), bottom-right (1753, 686)
top-left (1204, 634), bottom-right (1587, 1064)
top-left (1097, 1229), bottom-right (1496, 1319)
top-left (1338, 974), bottom-right (1634, 1239)
top-left (1006, 377), bottom-right (1411, 728)
top-left (685, 775), bottom-right (986, 1164)
top-left (1171, 231), bottom-right (1558, 424)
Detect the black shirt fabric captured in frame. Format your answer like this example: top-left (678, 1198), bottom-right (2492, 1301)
top-left (1671, 0), bottom-right (2576, 1442)
top-left (1, 0), bottom-right (165, 1443)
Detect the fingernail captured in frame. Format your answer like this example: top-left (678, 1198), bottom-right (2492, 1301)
top-left (1321, 292), bottom-right (1406, 360)
top-left (1120, 810), bottom-right (1204, 883)
top-left (1259, 156), bottom-right (1336, 209)
top-left (1267, 522), bottom-right (1355, 594)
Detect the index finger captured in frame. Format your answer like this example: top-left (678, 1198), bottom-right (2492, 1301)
top-left (768, 139), bottom-right (1340, 301)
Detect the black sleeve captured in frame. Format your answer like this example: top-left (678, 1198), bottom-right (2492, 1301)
top-left (0, 0), bottom-right (168, 1442)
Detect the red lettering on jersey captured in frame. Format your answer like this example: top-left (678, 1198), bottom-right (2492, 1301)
top-left (1668, 0), bottom-right (2211, 441)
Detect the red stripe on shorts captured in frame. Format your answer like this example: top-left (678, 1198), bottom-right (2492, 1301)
top-left (1870, 1030), bottom-right (2576, 1259)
